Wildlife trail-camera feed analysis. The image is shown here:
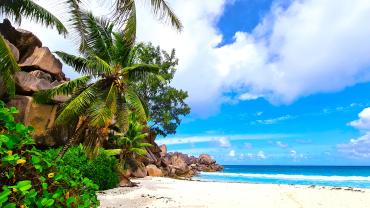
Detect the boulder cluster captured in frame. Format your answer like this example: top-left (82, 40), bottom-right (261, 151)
top-left (122, 143), bottom-right (223, 183)
top-left (0, 19), bottom-right (68, 145)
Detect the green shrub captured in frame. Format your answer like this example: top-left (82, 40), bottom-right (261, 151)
top-left (0, 101), bottom-right (99, 208)
top-left (47, 145), bottom-right (120, 191)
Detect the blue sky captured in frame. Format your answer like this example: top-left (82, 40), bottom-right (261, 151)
top-left (156, 0), bottom-right (370, 165)
top-left (16, 0), bottom-right (370, 165)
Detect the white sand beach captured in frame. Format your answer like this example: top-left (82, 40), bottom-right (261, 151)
top-left (98, 177), bottom-right (370, 208)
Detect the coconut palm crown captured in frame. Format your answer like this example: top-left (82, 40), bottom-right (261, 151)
top-left (34, 1), bottom-right (160, 157)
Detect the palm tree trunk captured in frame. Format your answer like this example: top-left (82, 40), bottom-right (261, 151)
top-left (57, 122), bottom-right (87, 158)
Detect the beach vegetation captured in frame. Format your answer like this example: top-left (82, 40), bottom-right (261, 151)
top-left (0, 101), bottom-right (99, 208)
top-left (131, 43), bottom-right (190, 137)
top-left (46, 145), bottom-right (120, 191)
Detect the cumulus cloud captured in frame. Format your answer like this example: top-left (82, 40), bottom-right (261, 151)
top-left (246, 150), bottom-right (267, 160)
top-left (229, 150), bottom-right (236, 157)
top-left (215, 137), bottom-right (231, 148)
top-left (276, 141), bottom-right (288, 148)
top-left (339, 108), bottom-right (370, 158)
top-left (137, 0), bottom-right (370, 116)
top-left (337, 134), bottom-right (370, 158)
top-left (14, 0), bottom-right (370, 116)
top-left (348, 108), bottom-right (370, 131)
top-left (290, 150), bottom-right (306, 161)
top-left (257, 151), bottom-right (267, 159)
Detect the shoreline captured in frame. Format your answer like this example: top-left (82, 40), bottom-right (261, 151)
top-left (190, 178), bottom-right (369, 190)
top-left (98, 176), bottom-right (370, 208)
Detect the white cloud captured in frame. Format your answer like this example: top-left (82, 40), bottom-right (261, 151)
top-left (257, 150), bottom-right (266, 159)
top-left (348, 108), bottom-right (370, 131)
top-left (290, 149), bottom-right (306, 161)
top-left (276, 141), bottom-right (288, 148)
top-left (290, 150), bottom-right (297, 157)
top-left (229, 150), bottom-right (236, 157)
top-left (255, 115), bottom-right (294, 125)
top-left (338, 108), bottom-right (370, 158)
top-left (156, 133), bottom-right (294, 145)
top-left (337, 133), bottom-right (370, 159)
top-left (13, 0), bottom-right (370, 116)
top-left (238, 93), bottom-right (262, 101)
top-left (215, 137), bottom-right (231, 148)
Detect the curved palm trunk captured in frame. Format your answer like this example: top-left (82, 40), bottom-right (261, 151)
top-left (57, 121), bottom-right (88, 158)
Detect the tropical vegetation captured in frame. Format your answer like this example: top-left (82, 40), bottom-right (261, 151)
top-left (34, 0), bottom-right (162, 157)
top-left (0, 101), bottom-right (99, 208)
top-left (132, 43), bottom-right (190, 137)
top-left (47, 145), bottom-right (120, 191)
top-left (0, 0), bottom-right (188, 205)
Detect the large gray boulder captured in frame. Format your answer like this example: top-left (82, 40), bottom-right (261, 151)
top-left (15, 71), bottom-right (53, 94)
top-left (7, 95), bottom-right (58, 138)
top-left (0, 19), bottom-right (42, 62)
top-left (4, 39), bottom-right (20, 61)
top-left (19, 47), bottom-right (65, 81)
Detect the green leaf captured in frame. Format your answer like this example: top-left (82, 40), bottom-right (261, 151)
top-left (0, 188), bottom-right (11, 205)
top-left (3, 203), bottom-right (16, 208)
top-left (66, 197), bottom-right (76, 206)
top-left (31, 155), bottom-right (41, 164)
top-left (16, 180), bottom-right (32, 192)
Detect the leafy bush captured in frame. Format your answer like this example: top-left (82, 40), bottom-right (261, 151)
top-left (0, 101), bottom-right (99, 207)
top-left (47, 145), bottom-right (120, 191)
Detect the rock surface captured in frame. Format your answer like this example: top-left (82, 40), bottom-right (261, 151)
top-left (15, 71), bottom-right (53, 94)
top-left (146, 165), bottom-right (163, 177)
top-left (140, 143), bottom-right (223, 179)
top-left (131, 162), bottom-right (148, 178)
top-left (20, 47), bottom-right (65, 81)
top-left (6, 95), bottom-right (58, 138)
top-left (5, 39), bottom-right (20, 61)
top-left (0, 19), bottom-right (42, 62)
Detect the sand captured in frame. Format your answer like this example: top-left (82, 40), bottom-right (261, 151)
top-left (97, 177), bottom-right (370, 208)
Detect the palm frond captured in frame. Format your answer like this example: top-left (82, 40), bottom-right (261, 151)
top-left (0, 35), bottom-right (20, 97)
top-left (88, 55), bottom-right (114, 75)
top-left (124, 87), bottom-right (147, 121)
top-left (83, 11), bottom-right (114, 61)
top-left (111, 3), bottom-right (136, 66)
top-left (130, 147), bottom-right (147, 156)
top-left (65, 0), bottom-right (88, 51)
top-left (138, 142), bottom-right (152, 148)
top-left (105, 83), bottom-right (118, 113)
top-left (0, 0), bottom-right (68, 35)
top-left (33, 75), bottom-right (91, 104)
top-left (55, 51), bottom-right (113, 76)
top-left (113, 0), bottom-right (182, 31)
top-left (123, 64), bottom-right (159, 81)
top-left (88, 101), bottom-right (114, 127)
top-left (56, 81), bottom-right (103, 125)
top-left (149, 0), bottom-right (183, 31)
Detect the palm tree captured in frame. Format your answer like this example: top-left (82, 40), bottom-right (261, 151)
top-left (109, 113), bottom-right (152, 167)
top-left (35, 2), bottom-right (160, 158)
top-left (0, 0), bottom-right (67, 97)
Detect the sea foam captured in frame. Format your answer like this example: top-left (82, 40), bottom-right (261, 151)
top-left (200, 172), bottom-right (370, 182)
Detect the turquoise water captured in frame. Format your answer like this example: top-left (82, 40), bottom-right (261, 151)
top-left (193, 165), bottom-right (370, 188)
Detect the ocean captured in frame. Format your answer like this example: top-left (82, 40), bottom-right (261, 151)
top-left (193, 165), bottom-right (370, 188)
